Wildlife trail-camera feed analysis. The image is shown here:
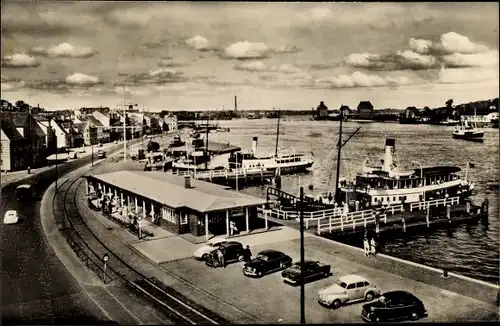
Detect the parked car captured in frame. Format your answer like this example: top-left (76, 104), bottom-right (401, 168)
top-left (15, 184), bottom-right (32, 201)
top-left (193, 238), bottom-right (228, 260)
top-left (282, 260), bottom-right (331, 285)
top-left (361, 290), bottom-right (427, 322)
top-left (205, 241), bottom-right (245, 267)
top-left (97, 150), bottom-right (106, 159)
top-left (318, 275), bottom-right (381, 309)
top-left (243, 249), bottom-right (292, 278)
top-left (3, 210), bottom-right (19, 224)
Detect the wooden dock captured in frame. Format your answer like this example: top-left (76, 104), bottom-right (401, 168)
top-left (171, 167), bottom-right (277, 186)
top-left (258, 197), bottom-right (489, 236)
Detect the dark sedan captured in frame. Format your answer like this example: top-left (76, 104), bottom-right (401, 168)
top-left (281, 260), bottom-right (331, 285)
top-left (361, 290), bottom-right (427, 322)
top-left (243, 250), bottom-right (292, 277)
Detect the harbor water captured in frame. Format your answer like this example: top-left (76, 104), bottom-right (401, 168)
top-left (206, 118), bottom-right (499, 285)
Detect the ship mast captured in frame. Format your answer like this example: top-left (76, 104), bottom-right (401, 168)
top-left (334, 106), bottom-right (361, 203)
top-left (275, 109), bottom-right (281, 157)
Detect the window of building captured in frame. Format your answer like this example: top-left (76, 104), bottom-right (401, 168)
top-left (180, 213), bottom-right (188, 225)
top-left (162, 206), bottom-right (177, 224)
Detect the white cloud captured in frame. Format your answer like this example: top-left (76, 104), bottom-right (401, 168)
top-left (234, 61), bottom-right (267, 72)
top-left (225, 41), bottom-right (270, 59)
top-left (438, 66), bottom-right (499, 84)
top-left (185, 35), bottom-right (210, 51)
top-left (396, 50), bottom-right (439, 69)
top-left (273, 45), bottom-right (303, 54)
top-left (441, 50), bottom-right (499, 68)
top-left (65, 73), bottom-right (100, 85)
top-left (408, 37), bottom-right (433, 54)
top-left (345, 53), bottom-right (384, 69)
top-left (149, 68), bottom-right (178, 77)
top-left (31, 42), bottom-right (96, 58)
top-left (316, 71), bottom-right (411, 88)
top-left (439, 32), bottom-right (489, 54)
top-left (1, 80), bottom-right (25, 91)
top-left (271, 64), bottom-right (303, 74)
top-left (1, 53), bottom-right (39, 68)
top-left (158, 58), bottom-right (190, 67)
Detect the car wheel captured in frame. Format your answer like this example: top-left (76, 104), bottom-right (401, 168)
top-left (374, 316), bottom-right (381, 322)
top-left (201, 254), bottom-right (208, 261)
top-left (237, 255), bottom-right (244, 262)
top-left (280, 262), bottom-right (287, 269)
top-left (410, 311), bottom-right (420, 321)
top-left (324, 271), bottom-right (329, 278)
top-left (257, 271), bottom-right (263, 277)
top-left (331, 299), bottom-right (341, 309)
top-left (365, 291), bottom-right (375, 301)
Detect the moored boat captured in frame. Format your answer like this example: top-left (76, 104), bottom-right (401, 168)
top-left (452, 120), bottom-right (484, 141)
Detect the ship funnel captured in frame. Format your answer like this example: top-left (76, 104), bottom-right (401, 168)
top-left (252, 137), bottom-right (258, 154)
top-left (383, 139), bottom-right (395, 172)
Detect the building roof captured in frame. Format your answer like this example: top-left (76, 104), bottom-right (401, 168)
top-left (358, 101), bottom-right (374, 110)
top-left (5, 112), bottom-right (29, 127)
top-left (52, 120), bottom-right (69, 134)
top-left (86, 115), bottom-right (104, 127)
top-left (74, 122), bottom-right (88, 133)
top-left (0, 118), bottom-right (23, 141)
top-left (87, 171), bottom-right (267, 213)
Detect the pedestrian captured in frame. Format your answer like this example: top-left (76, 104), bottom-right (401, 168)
top-left (370, 237), bottom-right (377, 257)
top-left (363, 237), bottom-right (370, 257)
top-left (229, 221), bottom-right (235, 236)
top-left (216, 248), bottom-right (225, 268)
top-left (243, 245), bottom-right (252, 262)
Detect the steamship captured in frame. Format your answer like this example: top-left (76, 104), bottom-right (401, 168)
top-left (311, 139), bottom-right (475, 209)
top-left (229, 137), bottom-right (314, 174)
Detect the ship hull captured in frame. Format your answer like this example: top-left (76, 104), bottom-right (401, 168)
top-left (452, 132), bottom-right (484, 141)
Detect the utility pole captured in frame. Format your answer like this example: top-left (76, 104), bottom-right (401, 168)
top-left (299, 187), bottom-right (305, 324)
top-left (204, 112), bottom-right (209, 170)
top-left (275, 109), bottom-right (281, 157)
top-left (116, 87), bottom-right (137, 163)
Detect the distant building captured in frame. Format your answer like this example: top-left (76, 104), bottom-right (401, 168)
top-left (6, 112), bottom-right (46, 166)
top-left (1, 117), bottom-right (29, 171)
top-left (316, 101), bottom-right (329, 118)
top-left (61, 121), bottom-right (84, 147)
top-left (75, 122), bottom-right (98, 146)
top-left (357, 101), bottom-right (374, 119)
top-left (52, 120), bottom-right (72, 148)
top-left (461, 112), bottom-right (499, 124)
top-left (33, 115), bottom-right (57, 153)
top-left (405, 107), bottom-right (420, 119)
top-left (86, 115), bottom-right (108, 143)
top-left (92, 110), bottom-right (112, 129)
top-left (164, 113), bottom-right (178, 131)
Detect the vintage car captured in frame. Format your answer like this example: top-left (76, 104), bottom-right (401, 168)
top-left (97, 149), bottom-right (106, 159)
top-left (318, 274), bottom-right (381, 309)
top-left (361, 290), bottom-right (427, 322)
top-left (205, 241), bottom-right (245, 267)
top-left (193, 238), bottom-right (228, 260)
top-left (243, 249), bottom-right (292, 278)
top-left (281, 260), bottom-right (331, 285)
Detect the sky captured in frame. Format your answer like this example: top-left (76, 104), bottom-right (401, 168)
top-left (1, 1), bottom-right (499, 111)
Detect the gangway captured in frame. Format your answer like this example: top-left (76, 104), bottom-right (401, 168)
top-left (266, 187), bottom-right (333, 211)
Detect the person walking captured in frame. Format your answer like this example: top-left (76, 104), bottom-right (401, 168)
top-left (363, 236), bottom-right (371, 257)
top-left (243, 245), bottom-right (252, 262)
top-left (216, 248), bottom-right (225, 268)
top-left (370, 237), bottom-right (377, 257)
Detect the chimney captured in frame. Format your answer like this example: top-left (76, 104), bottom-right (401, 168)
top-left (252, 136), bottom-right (258, 155)
top-left (234, 96), bottom-right (238, 111)
top-left (383, 139), bottom-right (396, 172)
top-left (184, 176), bottom-right (192, 189)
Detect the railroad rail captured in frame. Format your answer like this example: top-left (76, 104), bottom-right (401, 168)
top-left (54, 175), bottom-right (225, 324)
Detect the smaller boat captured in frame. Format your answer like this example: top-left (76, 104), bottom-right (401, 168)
top-left (452, 119), bottom-right (484, 141)
top-left (439, 118), bottom-right (460, 126)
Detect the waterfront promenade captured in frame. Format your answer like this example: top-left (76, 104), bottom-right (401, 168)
top-left (67, 159), bottom-right (499, 323)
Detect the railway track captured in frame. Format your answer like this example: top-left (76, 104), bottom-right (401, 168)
top-left (54, 175), bottom-right (227, 324)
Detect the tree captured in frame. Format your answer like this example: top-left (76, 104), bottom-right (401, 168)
top-left (446, 99), bottom-right (453, 109)
top-left (15, 100), bottom-right (25, 109)
top-left (162, 122), bottom-right (169, 132)
top-left (147, 141), bottom-right (160, 152)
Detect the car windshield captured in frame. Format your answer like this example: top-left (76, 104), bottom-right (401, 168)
top-left (335, 279), bottom-right (347, 288)
top-left (256, 254), bottom-right (268, 261)
top-left (288, 264), bottom-right (302, 272)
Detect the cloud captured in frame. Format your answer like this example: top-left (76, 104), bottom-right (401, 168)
top-left (185, 35), bottom-right (210, 51)
top-left (158, 58), bottom-right (191, 67)
top-left (273, 45), bottom-right (303, 54)
top-left (233, 61), bottom-right (303, 74)
top-left (441, 50), bottom-right (499, 68)
top-left (1, 80), bottom-right (25, 92)
top-left (120, 68), bottom-right (188, 86)
top-left (224, 41), bottom-right (270, 59)
top-left (408, 37), bottom-right (433, 54)
top-left (234, 61), bottom-right (268, 72)
top-left (438, 32), bottom-right (489, 54)
top-left (344, 32), bottom-right (495, 71)
top-left (315, 71), bottom-right (412, 88)
top-left (65, 73), bottom-right (101, 86)
top-left (1, 53), bottom-right (40, 68)
top-left (437, 66), bottom-right (499, 84)
top-left (30, 42), bottom-right (96, 58)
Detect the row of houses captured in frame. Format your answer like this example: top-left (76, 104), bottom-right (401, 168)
top-left (315, 101), bottom-right (375, 119)
top-left (1, 107), bottom-right (179, 171)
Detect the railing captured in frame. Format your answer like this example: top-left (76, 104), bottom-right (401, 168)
top-left (171, 167), bottom-right (270, 180)
top-left (410, 197), bottom-right (460, 212)
top-left (316, 209), bottom-right (388, 235)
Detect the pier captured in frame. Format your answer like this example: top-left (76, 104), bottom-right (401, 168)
top-left (171, 167), bottom-right (277, 186)
top-left (259, 196), bottom-right (489, 236)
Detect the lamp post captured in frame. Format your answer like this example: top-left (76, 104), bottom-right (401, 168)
top-left (116, 87), bottom-right (138, 163)
top-left (91, 143), bottom-right (94, 167)
top-left (299, 187), bottom-right (305, 324)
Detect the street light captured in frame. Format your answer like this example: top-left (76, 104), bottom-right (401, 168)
top-left (117, 86), bottom-right (138, 163)
top-left (91, 143), bottom-right (94, 167)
